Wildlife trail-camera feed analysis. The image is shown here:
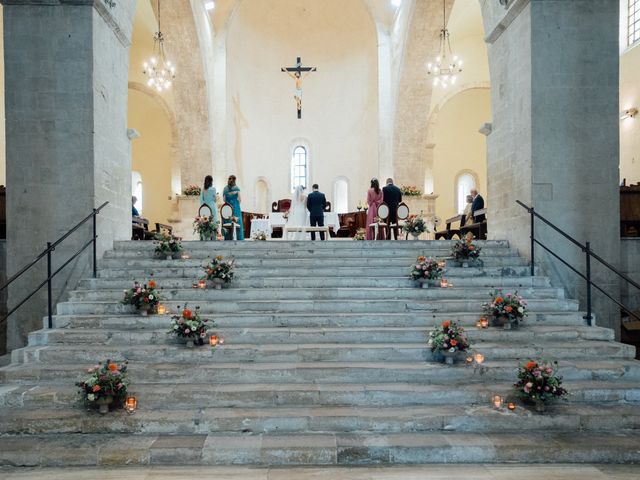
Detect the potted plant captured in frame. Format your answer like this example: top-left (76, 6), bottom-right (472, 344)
top-left (402, 213), bottom-right (427, 239)
top-left (154, 233), bottom-right (183, 260)
top-left (168, 304), bottom-right (211, 348)
top-left (122, 280), bottom-right (162, 316)
top-left (76, 360), bottom-right (128, 414)
top-left (183, 184), bottom-right (201, 196)
top-left (204, 255), bottom-right (236, 289)
top-left (484, 290), bottom-right (528, 329)
top-left (193, 215), bottom-right (219, 241)
top-left (427, 320), bottom-right (471, 365)
top-left (400, 185), bottom-right (423, 196)
top-left (450, 233), bottom-right (481, 267)
top-left (410, 256), bottom-right (444, 288)
top-left (514, 359), bottom-right (568, 413)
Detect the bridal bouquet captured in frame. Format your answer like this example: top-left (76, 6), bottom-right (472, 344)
top-left (168, 304), bottom-right (211, 346)
top-left (183, 185), bottom-right (201, 196)
top-left (427, 320), bottom-right (471, 364)
top-left (402, 213), bottom-right (428, 236)
top-left (451, 233), bottom-right (481, 261)
top-left (193, 215), bottom-right (219, 241)
top-left (515, 360), bottom-right (568, 407)
top-left (484, 290), bottom-right (528, 328)
top-left (77, 360), bottom-right (129, 413)
top-left (122, 280), bottom-right (161, 314)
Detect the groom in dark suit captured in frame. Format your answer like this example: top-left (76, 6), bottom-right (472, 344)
top-left (383, 178), bottom-right (402, 240)
top-left (306, 184), bottom-right (327, 240)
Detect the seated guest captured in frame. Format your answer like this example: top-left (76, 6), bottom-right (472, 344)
top-left (383, 178), bottom-right (402, 240)
top-left (461, 195), bottom-right (473, 226)
top-left (470, 188), bottom-right (485, 222)
top-left (132, 196), bottom-right (140, 217)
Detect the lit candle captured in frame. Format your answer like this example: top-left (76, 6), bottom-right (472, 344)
top-left (475, 320), bottom-right (482, 329)
top-left (447, 283), bottom-right (454, 288)
top-left (474, 353), bottom-right (485, 364)
top-left (192, 283), bottom-right (198, 289)
top-left (492, 395), bottom-right (503, 409)
top-left (198, 280), bottom-right (207, 289)
top-left (125, 396), bottom-right (137, 414)
top-left (181, 254), bottom-right (190, 260)
top-left (438, 260), bottom-right (446, 269)
top-left (466, 356), bottom-right (474, 365)
top-left (480, 317), bottom-right (489, 329)
top-left (157, 305), bottom-right (167, 315)
top-left (507, 402), bottom-right (516, 411)
top-left (209, 335), bottom-right (219, 346)
top-left (440, 279), bottom-right (448, 288)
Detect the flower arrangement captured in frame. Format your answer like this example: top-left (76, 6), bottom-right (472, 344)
top-left (427, 320), bottom-right (471, 363)
top-left (353, 228), bottom-right (366, 241)
top-left (76, 360), bottom-right (128, 412)
top-left (515, 360), bottom-right (568, 406)
top-left (410, 256), bottom-right (444, 281)
top-left (402, 213), bottom-right (428, 236)
top-left (154, 233), bottom-right (183, 256)
top-left (183, 185), bottom-right (201, 196)
top-left (400, 185), bottom-right (422, 196)
top-left (168, 304), bottom-right (211, 345)
top-left (205, 255), bottom-right (236, 284)
top-left (193, 216), bottom-right (219, 240)
top-left (122, 280), bottom-right (161, 313)
top-left (451, 232), bottom-right (481, 262)
top-left (484, 290), bottom-right (528, 328)
top-left (252, 232), bottom-right (268, 241)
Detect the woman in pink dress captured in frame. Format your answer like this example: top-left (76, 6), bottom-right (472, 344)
top-left (366, 178), bottom-right (384, 240)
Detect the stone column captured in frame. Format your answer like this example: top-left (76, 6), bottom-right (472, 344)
top-left (482, 0), bottom-right (620, 335)
top-left (2, 0), bottom-right (132, 350)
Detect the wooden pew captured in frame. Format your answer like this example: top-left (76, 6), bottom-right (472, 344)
top-left (435, 215), bottom-right (463, 240)
top-left (621, 184), bottom-right (640, 237)
top-left (460, 208), bottom-right (488, 240)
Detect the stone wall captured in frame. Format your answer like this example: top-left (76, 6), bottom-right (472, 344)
top-left (0, 239), bottom-right (5, 356)
top-left (621, 238), bottom-right (640, 312)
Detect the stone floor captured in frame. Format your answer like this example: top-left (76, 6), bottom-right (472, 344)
top-left (1, 465), bottom-right (639, 479)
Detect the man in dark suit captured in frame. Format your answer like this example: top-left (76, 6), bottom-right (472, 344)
top-left (306, 184), bottom-right (327, 240)
top-left (470, 189), bottom-right (485, 222)
top-left (383, 178), bottom-right (402, 240)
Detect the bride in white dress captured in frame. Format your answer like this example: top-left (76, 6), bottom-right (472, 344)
top-left (286, 185), bottom-right (309, 241)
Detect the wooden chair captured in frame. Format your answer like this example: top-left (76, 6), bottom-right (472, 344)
top-left (337, 213), bottom-right (357, 238)
top-left (388, 202), bottom-right (409, 240)
top-left (198, 204), bottom-right (213, 218)
top-left (460, 208), bottom-right (488, 240)
top-left (132, 217), bottom-right (155, 241)
top-left (220, 203), bottom-right (241, 240)
top-left (368, 203), bottom-right (389, 241)
top-left (621, 184), bottom-right (640, 237)
top-left (435, 215), bottom-right (463, 240)
top-left (272, 199), bottom-right (292, 213)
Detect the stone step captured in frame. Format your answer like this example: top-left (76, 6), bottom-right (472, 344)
top-left (0, 403), bottom-right (638, 437)
top-left (1, 379), bottom-right (639, 412)
top-left (28, 325), bottom-right (614, 347)
top-left (51, 311), bottom-right (590, 330)
top-left (77, 276), bottom-right (553, 290)
top-left (3, 430), bottom-right (639, 466)
top-left (3, 358), bottom-right (638, 386)
top-left (97, 265), bottom-right (536, 279)
top-left (9, 341), bottom-right (636, 366)
top-left (55, 298), bottom-right (579, 316)
top-left (67, 286), bottom-right (564, 303)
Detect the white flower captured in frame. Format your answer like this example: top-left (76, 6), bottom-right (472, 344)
top-left (517, 307), bottom-right (524, 313)
top-left (87, 393), bottom-right (95, 402)
top-left (149, 295), bottom-right (154, 300)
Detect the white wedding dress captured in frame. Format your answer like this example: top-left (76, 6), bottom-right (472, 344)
top-left (286, 186), bottom-right (309, 241)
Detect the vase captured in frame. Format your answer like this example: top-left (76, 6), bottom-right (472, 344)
top-left (139, 304), bottom-right (150, 317)
top-left (165, 254), bottom-right (172, 260)
top-left (185, 337), bottom-right (196, 348)
top-left (96, 395), bottom-right (113, 415)
top-left (417, 278), bottom-right (438, 289)
top-left (410, 233), bottom-right (420, 241)
top-left (200, 233), bottom-right (213, 241)
top-left (493, 315), bottom-right (509, 328)
top-left (442, 350), bottom-right (457, 365)
top-left (172, 252), bottom-right (182, 259)
top-left (535, 400), bottom-right (546, 413)
top-left (210, 278), bottom-right (225, 290)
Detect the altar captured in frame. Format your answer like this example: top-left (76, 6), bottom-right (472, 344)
top-left (250, 211), bottom-right (340, 239)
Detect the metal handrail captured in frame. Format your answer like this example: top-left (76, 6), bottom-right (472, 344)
top-left (0, 201), bottom-right (109, 328)
top-left (516, 200), bottom-right (639, 323)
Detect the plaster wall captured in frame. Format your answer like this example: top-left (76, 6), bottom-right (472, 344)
top-left (620, 43), bottom-right (640, 184)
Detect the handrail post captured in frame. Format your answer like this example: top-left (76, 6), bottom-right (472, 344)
top-left (92, 208), bottom-right (98, 279)
top-left (530, 206), bottom-right (535, 277)
top-left (46, 242), bottom-right (53, 329)
top-left (584, 241), bottom-right (593, 326)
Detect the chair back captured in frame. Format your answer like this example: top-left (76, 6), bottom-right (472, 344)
top-left (271, 199), bottom-right (292, 212)
top-left (377, 203), bottom-right (390, 221)
top-left (198, 203), bottom-right (213, 218)
top-left (397, 203), bottom-right (410, 221)
top-left (220, 203), bottom-right (234, 221)
top-left (324, 201), bottom-right (332, 213)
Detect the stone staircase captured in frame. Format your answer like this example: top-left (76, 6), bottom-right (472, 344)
top-left (0, 240), bottom-right (639, 466)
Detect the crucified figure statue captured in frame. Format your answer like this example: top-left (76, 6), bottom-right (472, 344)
top-left (281, 57), bottom-right (317, 119)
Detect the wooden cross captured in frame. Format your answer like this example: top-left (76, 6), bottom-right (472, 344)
top-left (281, 57), bottom-right (317, 119)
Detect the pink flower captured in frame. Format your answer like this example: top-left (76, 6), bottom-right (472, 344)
top-left (185, 329), bottom-right (191, 334)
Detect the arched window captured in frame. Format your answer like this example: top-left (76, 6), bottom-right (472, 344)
top-left (291, 146), bottom-right (308, 191)
top-left (132, 171), bottom-right (143, 213)
top-left (333, 178), bottom-right (349, 214)
top-left (628, 0), bottom-right (640, 46)
top-left (455, 172), bottom-right (476, 214)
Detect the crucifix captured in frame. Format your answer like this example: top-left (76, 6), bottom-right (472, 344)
top-left (281, 57), bottom-right (317, 119)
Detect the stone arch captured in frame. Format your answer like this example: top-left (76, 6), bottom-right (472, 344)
top-left (253, 176), bottom-right (271, 214)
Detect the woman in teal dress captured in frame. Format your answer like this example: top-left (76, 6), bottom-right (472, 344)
top-left (199, 175), bottom-right (219, 240)
top-left (223, 175), bottom-right (244, 240)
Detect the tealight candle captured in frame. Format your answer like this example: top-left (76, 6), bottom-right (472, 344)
top-left (157, 305), bottom-right (167, 315)
top-left (507, 402), bottom-right (516, 411)
top-left (447, 283), bottom-right (454, 288)
top-left (476, 320), bottom-right (483, 329)
top-left (480, 318), bottom-right (489, 329)
top-left (474, 353), bottom-right (485, 364)
top-left (492, 395), bottom-right (503, 409)
top-left (440, 279), bottom-right (448, 288)
top-left (198, 280), bottom-right (207, 289)
top-left (466, 356), bottom-right (474, 365)
top-left (125, 396), bottom-right (137, 414)
top-left (181, 254), bottom-right (190, 260)
top-left (209, 335), bottom-right (219, 346)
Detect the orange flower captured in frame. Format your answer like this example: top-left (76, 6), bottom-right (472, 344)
top-left (417, 256), bottom-right (426, 262)
top-left (504, 306), bottom-right (513, 313)
top-left (107, 363), bottom-right (118, 372)
top-left (442, 320), bottom-right (451, 329)
top-left (148, 280), bottom-right (157, 289)
top-left (183, 309), bottom-right (193, 319)
top-left (92, 385), bottom-right (101, 392)
top-left (450, 339), bottom-right (458, 346)
top-left (495, 297), bottom-right (504, 304)
top-left (525, 361), bottom-right (537, 370)
top-left (215, 255), bottom-right (224, 261)
top-left (469, 246), bottom-right (475, 251)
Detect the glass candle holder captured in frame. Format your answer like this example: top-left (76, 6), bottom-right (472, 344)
top-left (209, 335), bottom-right (219, 346)
top-left (124, 396), bottom-right (137, 414)
top-left (198, 280), bottom-right (207, 289)
top-left (474, 353), bottom-right (485, 364)
top-left (492, 395), bottom-right (503, 409)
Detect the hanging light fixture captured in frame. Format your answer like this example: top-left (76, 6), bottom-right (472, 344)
top-left (427, 0), bottom-right (463, 88)
top-left (143, 0), bottom-right (176, 92)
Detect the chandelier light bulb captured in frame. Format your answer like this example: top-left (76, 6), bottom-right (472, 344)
top-left (427, 0), bottom-right (463, 88)
top-left (142, 0), bottom-right (176, 92)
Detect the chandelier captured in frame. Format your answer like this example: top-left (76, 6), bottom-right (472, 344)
top-left (143, 0), bottom-right (176, 92)
top-left (427, 0), bottom-right (462, 88)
